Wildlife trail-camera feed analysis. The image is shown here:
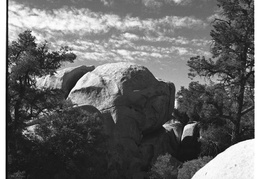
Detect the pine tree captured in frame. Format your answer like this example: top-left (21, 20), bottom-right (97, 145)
top-left (7, 30), bottom-right (76, 175)
top-left (187, 0), bottom-right (254, 143)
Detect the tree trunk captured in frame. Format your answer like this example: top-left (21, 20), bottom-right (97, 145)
top-left (231, 76), bottom-right (246, 144)
top-left (231, 120), bottom-right (240, 144)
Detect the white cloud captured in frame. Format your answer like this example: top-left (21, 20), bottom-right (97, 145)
top-left (140, 35), bottom-right (210, 47)
top-left (9, 0), bottom-right (207, 40)
top-left (176, 47), bottom-right (189, 55)
top-left (142, 0), bottom-right (163, 9)
top-left (8, 0), bottom-right (211, 64)
top-left (116, 49), bottom-right (131, 56)
top-left (164, 0), bottom-right (192, 5)
top-left (191, 39), bottom-right (211, 46)
top-left (174, 37), bottom-right (189, 45)
top-left (101, 0), bottom-right (114, 6)
top-left (158, 16), bottom-right (207, 29)
top-left (150, 52), bottom-right (163, 58)
top-left (121, 33), bottom-right (139, 41)
top-left (141, 0), bottom-right (192, 7)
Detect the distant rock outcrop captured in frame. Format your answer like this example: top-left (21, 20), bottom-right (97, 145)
top-left (36, 65), bottom-right (95, 98)
top-left (163, 120), bottom-right (183, 144)
top-left (192, 139), bottom-right (254, 179)
top-left (67, 62), bottom-right (176, 175)
top-left (181, 121), bottom-right (199, 141)
top-left (179, 121), bottom-right (200, 161)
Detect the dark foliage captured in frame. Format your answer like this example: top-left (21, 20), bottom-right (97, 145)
top-left (177, 156), bottom-right (212, 179)
top-left (7, 30), bottom-right (77, 177)
top-left (26, 107), bottom-right (109, 179)
top-left (149, 153), bottom-right (181, 179)
top-left (7, 31), bottom-right (112, 178)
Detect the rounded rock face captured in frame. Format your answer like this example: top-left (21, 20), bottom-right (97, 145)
top-left (68, 62), bottom-right (175, 135)
top-left (192, 139), bottom-right (254, 179)
top-left (67, 62), bottom-right (176, 173)
top-left (36, 65), bottom-right (95, 98)
top-left (68, 62), bottom-right (158, 110)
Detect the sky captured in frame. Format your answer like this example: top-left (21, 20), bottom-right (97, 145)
top-left (8, 0), bottom-right (219, 91)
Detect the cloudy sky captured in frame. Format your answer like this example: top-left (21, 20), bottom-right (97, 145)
top-left (8, 0), bottom-right (219, 91)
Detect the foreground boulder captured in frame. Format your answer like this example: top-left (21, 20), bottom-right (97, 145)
top-left (36, 65), bottom-right (95, 98)
top-left (192, 139), bottom-right (254, 179)
top-left (67, 62), bottom-right (175, 175)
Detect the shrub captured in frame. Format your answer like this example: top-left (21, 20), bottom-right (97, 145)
top-left (26, 107), bottom-right (109, 179)
top-left (177, 156), bottom-right (212, 179)
top-left (8, 171), bottom-right (25, 179)
top-left (199, 125), bottom-right (231, 153)
top-left (149, 153), bottom-right (182, 179)
top-left (199, 138), bottom-right (219, 157)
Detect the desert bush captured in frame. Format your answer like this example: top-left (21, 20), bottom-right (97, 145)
top-left (199, 138), bottom-right (219, 157)
top-left (8, 171), bottom-right (25, 179)
top-left (199, 125), bottom-right (231, 153)
top-left (177, 156), bottom-right (212, 179)
top-left (26, 107), bottom-right (109, 179)
top-left (149, 153), bottom-right (182, 179)
top-left (240, 110), bottom-right (254, 141)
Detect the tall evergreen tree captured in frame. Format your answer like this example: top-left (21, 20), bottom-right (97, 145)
top-left (187, 0), bottom-right (254, 143)
top-left (7, 30), bottom-right (76, 175)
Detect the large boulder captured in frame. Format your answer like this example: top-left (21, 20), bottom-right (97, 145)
top-left (36, 65), bottom-right (95, 98)
top-left (68, 62), bottom-right (175, 135)
top-left (192, 139), bottom-right (254, 179)
top-left (67, 62), bottom-right (175, 174)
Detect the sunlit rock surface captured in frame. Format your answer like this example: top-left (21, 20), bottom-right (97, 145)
top-left (192, 139), bottom-right (254, 179)
top-left (36, 65), bottom-right (95, 98)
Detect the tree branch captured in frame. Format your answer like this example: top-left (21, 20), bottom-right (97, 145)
top-left (25, 118), bottom-right (44, 127)
top-left (245, 70), bottom-right (254, 80)
top-left (213, 18), bottom-right (231, 26)
top-left (241, 105), bottom-right (254, 116)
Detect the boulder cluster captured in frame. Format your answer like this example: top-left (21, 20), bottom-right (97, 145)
top-left (36, 62), bottom-right (204, 178)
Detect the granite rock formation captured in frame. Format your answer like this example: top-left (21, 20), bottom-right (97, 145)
top-left (192, 139), bottom-right (254, 179)
top-left (36, 62), bottom-right (205, 178)
top-left (67, 62), bottom-right (176, 175)
top-left (36, 65), bottom-right (95, 98)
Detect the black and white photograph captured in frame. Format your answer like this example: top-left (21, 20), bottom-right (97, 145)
top-left (7, 0), bottom-right (255, 178)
